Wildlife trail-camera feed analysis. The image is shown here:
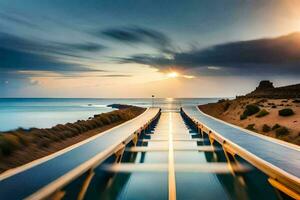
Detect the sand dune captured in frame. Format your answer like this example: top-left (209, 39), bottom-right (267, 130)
top-left (199, 98), bottom-right (300, 145)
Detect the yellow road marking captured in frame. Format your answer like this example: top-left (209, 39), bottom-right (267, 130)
top-left (101, 163), bottom-right (251, 173)
top-left (168, 112), bottom-right (176, 200)
top-left (126, 146), bottom-right (216, 152)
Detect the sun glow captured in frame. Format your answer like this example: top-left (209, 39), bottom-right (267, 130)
top-left (167, 72), bottom-right (179, 78)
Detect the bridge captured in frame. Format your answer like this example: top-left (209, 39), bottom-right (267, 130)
top-left (0, 106), bottom-right (299, 200)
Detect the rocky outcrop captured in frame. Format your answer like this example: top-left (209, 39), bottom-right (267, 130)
top-left (246, 80), bottom-right (300, 98)
top-left (255, 80), bottom-right (274, 91)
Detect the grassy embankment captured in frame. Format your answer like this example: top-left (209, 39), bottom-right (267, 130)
top-left (199, 98), bottom-right (300, 145)
top-left (0, 106), bottom-right (145, 173)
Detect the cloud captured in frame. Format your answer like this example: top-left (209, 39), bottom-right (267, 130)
top-left (0, 45), bottom-right (103, 74)
top-left (100, 26), bottom-right (174, 53)
top-left (119, 32), bottom-right (300, 76)
top-left (60, 42), bottom-right (106, 53)
top-left (15, 71), bottom-right (131, 78)
top-left (0, 32), bottom-right (105, 55)
top-left (29, 79), bottom-right (39, 85)
top-left (0, 33), bottom-right (106, 73)
top-left (118, 54), bottom-right (175, 66)
top-left (207, 66), bottom-right (221, 70)
top-left (98, 74), bottom-right (131, 77)
top-left (0, 12), bottom-right (40, 29)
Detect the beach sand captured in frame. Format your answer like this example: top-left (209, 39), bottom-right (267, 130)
top-left (199, 98), bottom-right (300, 145)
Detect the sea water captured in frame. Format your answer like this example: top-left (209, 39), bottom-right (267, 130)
top-left (0, 98), bottom-right (220, 131)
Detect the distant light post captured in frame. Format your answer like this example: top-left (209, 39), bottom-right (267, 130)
top-left (151, 95), bottom-right (155, 107)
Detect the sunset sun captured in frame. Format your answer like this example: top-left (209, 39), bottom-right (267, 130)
top-left (167, 72), bottom-right (179, 78)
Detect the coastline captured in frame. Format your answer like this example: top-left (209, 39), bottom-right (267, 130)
top-left (0, 106), bottom-right (145, 173)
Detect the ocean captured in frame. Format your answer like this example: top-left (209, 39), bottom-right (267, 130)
top-left (0, 98), bottom-right (220, 131)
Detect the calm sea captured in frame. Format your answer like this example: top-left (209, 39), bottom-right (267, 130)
top-left (0, 98), bottom-right (220, 131)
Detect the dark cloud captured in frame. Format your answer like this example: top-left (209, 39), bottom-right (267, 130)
top-left (119, 54), bottom-right (175, 66)
top-left (64, 42), bottom-right (106, 52)
top-left (119, 32), bottom-right (300, 75)
top-left (100, 26), bottom-right (174, 53)
top-left (0, 12), bottom-right (39, 29)
top-left (173, 32), bottom-right (300, 66)
top-left (0, 33), bottom-right (105, 73)
top-left (0, 33), bottom-right (105, 55)
top-left (0, 47), bottom-right (76, 72)
top-left (17, 72), bottom-right (130, 78)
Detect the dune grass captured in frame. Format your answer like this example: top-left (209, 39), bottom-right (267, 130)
top-left (256, 109), bottom-right (269, 118)
top-left (0, 106), bottom-right (145, 172)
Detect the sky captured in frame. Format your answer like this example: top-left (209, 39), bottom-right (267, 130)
top-left (1, 0), bottom-right (300, 98)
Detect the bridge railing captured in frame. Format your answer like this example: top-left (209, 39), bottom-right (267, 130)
top-left (181, 106), bottom-right (300, 200)
top-left (0, 107), bottom-right (161, 200)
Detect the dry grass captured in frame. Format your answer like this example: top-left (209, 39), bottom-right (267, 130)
top-left (0, 106), bottom-right (145, 173)
top-left (199, 98), bottom-right (300, 146)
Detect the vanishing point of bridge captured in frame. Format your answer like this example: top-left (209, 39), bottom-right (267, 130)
top-left (0, 106), bottom-right (299, 200)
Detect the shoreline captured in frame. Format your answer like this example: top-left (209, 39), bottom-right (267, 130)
top-left (0, 106), bottom-right (145, 173)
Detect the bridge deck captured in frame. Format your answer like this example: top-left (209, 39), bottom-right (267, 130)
top-left (98, 111), bottom-right (230, 200)
top-left (182, 106), bottom-right (300, 193)
top-left (0, 108), bottom-right (160, 200)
